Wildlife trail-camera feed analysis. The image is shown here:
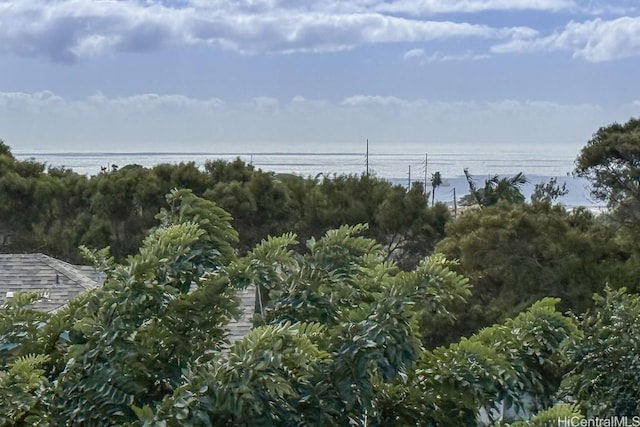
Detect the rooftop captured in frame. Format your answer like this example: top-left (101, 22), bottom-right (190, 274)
top-left (0, 253), bottom-right (100, 313)
top-left (0, 253), bottom-right (256, 342)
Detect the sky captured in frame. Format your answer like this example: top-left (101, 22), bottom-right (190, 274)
top-left (1, 0), bottom-right (640, 153)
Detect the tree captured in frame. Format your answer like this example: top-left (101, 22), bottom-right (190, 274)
top-left (0, 142), bottom-right (449, 267)
top-left (277, 173), bottom-right (450, 270)
top-left (431, 171), bottom-right (442, 207)
top-left (0, 190), bottom-right (581, 425)
top-left (205, 157), bottom-right (254, 183)
top-left (0, 139), bottom-right (13, 159)
top-left (153, 161), bottom-right (212, 196)
top-left (85, 165), bottom-right (164, 257)
top-left (31, 167), bottom-right (91, 262)
top-left (575, 117), bottom-right (640, 224)
top-left (435, 201), bottom-right (616, 345)
top-left (560, 288), bottom-right (640, 417)
top-left (140, 223), bottom-right (576, 426)
top-left (0, 153), bottom-right (50, 251)
top-left (0, 293), bottom-right (52, 424)
top-left (531, 177), bottom-right (568, 205)
top-left (50, 189), bottom-right (239, 424)
top-left (461, 169), bottom-right (527, 207)
top-left (375, 298), bottom-right (579, 426)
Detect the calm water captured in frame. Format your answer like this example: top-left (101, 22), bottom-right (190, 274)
top-left (14, 147), bottom-right (600, 208)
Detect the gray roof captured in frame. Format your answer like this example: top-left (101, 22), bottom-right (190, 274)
top-left (0, 253), bottom-right (100, 313)
top-left (0, 253), bottom-right (255, 342)
top-left (228, 285), bottom-right (257, 344)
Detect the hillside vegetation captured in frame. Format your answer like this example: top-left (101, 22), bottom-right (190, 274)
top-left (2, 117), bottom-right (640, 424)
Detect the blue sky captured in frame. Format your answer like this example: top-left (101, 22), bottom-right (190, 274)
top-left (1, 0), bottom-right (640, 153)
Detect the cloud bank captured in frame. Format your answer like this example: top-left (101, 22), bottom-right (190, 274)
top-left (492, 16), bottom-right (640, 61)
top-left (0, 0), bottom-right (539, 62)
top-left (4, 0), bottom-right (637, 62)
top-left (2, 90), bottom-right (638, 152)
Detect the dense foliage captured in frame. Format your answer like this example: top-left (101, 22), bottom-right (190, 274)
top-left (434, 201), bottom-right (623, 344)
top-left (575, 117), bottom-right (640, 224)
top-left (560, 288), bottom-right (640, 417)
top-left (1, 190), bottom-right (586, 425)
top-left (3, 116), bottom-right (640, 424)
top-left (460, 169), bottom-right (528, 207)
top-left (0, 142), bottom-right (448, 269)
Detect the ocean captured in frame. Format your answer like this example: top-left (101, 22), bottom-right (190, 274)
top-left (13, 146), bottom-right (601, 209)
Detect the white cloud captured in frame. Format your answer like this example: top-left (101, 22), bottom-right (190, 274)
top-left (0, 91), bottom-right (65, 111)
top-left (580, 0), bottom-right (640, 15)
top-left (374, 0), bottom-right (575, 15)
top-left (492, 16), bottom-right (640, 61)
top-left (403, 48), bottom-right (426, 59)
top-left (185, 0), bottom-right (576, 15)
top-left (403, 49), bottom-right (491, 62)
top-left (341, 95), bottom-right (419, 108)
top-left (0, 0), bottom-right (539, 61)
top-left (0, 0), bottom-right (190, 62)
top-left (430, 51), bottom-right (491, 61)
top-left (295, 0), bottom-right (637, 16)
top-left (5, 0), bottom-right (640, 62)
top-left (249, 96), bottom-right (280, 110)
top-left (88, 92), bottom-right (225, 110)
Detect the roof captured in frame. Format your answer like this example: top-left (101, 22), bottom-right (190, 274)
top-left (0, 252), bottom-right (255, 342)
top-left (0, 253), bottom-right (100, 313)
top-left (228, 285), bottom-right (257, 344)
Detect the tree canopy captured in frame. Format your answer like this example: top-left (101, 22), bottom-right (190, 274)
top-left (461, 169), bottom-right (528, 207)
top-left (3, 116), bottom-right (640, 424)
top-left (0, 190), bottom-right (589, 426)
top-left (575, 117), bottom-right (640, 224)
top-left (0, 145), bottom-right (448, 270)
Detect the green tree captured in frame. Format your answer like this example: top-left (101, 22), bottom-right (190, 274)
top-left (560, 288), bottom-right (640, 417)
top-left (0, 152), bottom-right (49, 251)
top-left (462, 169), bottom-right (527, 207)
top-left (530, 177), bottom-right (569, 205)
top-left (205, 157), bottom-right (254, 183)
top-left (431, 171), bottom-right (442, 207)
top-left (375, 183), bottom-right (450, 269)
top-left (205, 169), bottom-right (292, 252)
top-left (153, 161), bottom-right (211, 196)
top-left (0, 139), bottom-right (13, 159)
top-left (0, 354), bottom-right (51, 425)
top-left (50, 189), bottom-right (239, 424)
top-left (282, 174), bottom-right (450, 270)
top-left (435, 201), bottom-right (614, 345)
top-left (575, 117), bottom-right (640, 224)
top-left (376, 298), bottom-right (579, 426)
top-left (31, 167), bottom-right (91, 262)
top-left (0, 190), bottom-right (583, 425)
top-left (85, 165), bottom-right (164, 257)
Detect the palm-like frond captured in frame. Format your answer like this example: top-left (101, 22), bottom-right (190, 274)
top-left (463, 169), bottom-right (527, 207)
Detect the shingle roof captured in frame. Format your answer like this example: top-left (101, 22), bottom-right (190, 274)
top-left (0, 253), bottom-right (256, 342)
top-left (0, 253), bottom-right (100, 313)
top-left (228, 285), bottom-right (257, 344)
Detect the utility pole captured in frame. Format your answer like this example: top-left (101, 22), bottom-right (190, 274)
top-left (453, 187), bottom-right (458, 218)
top-left (424, 153), bottom-right (428, 199)
top-left (365, 139), bottom-right (369, 176)
top-left (408, 165), bottom-right (411, 191)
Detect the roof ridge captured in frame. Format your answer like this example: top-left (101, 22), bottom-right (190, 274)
top-left (36, 254), bottom-right (99, 290)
